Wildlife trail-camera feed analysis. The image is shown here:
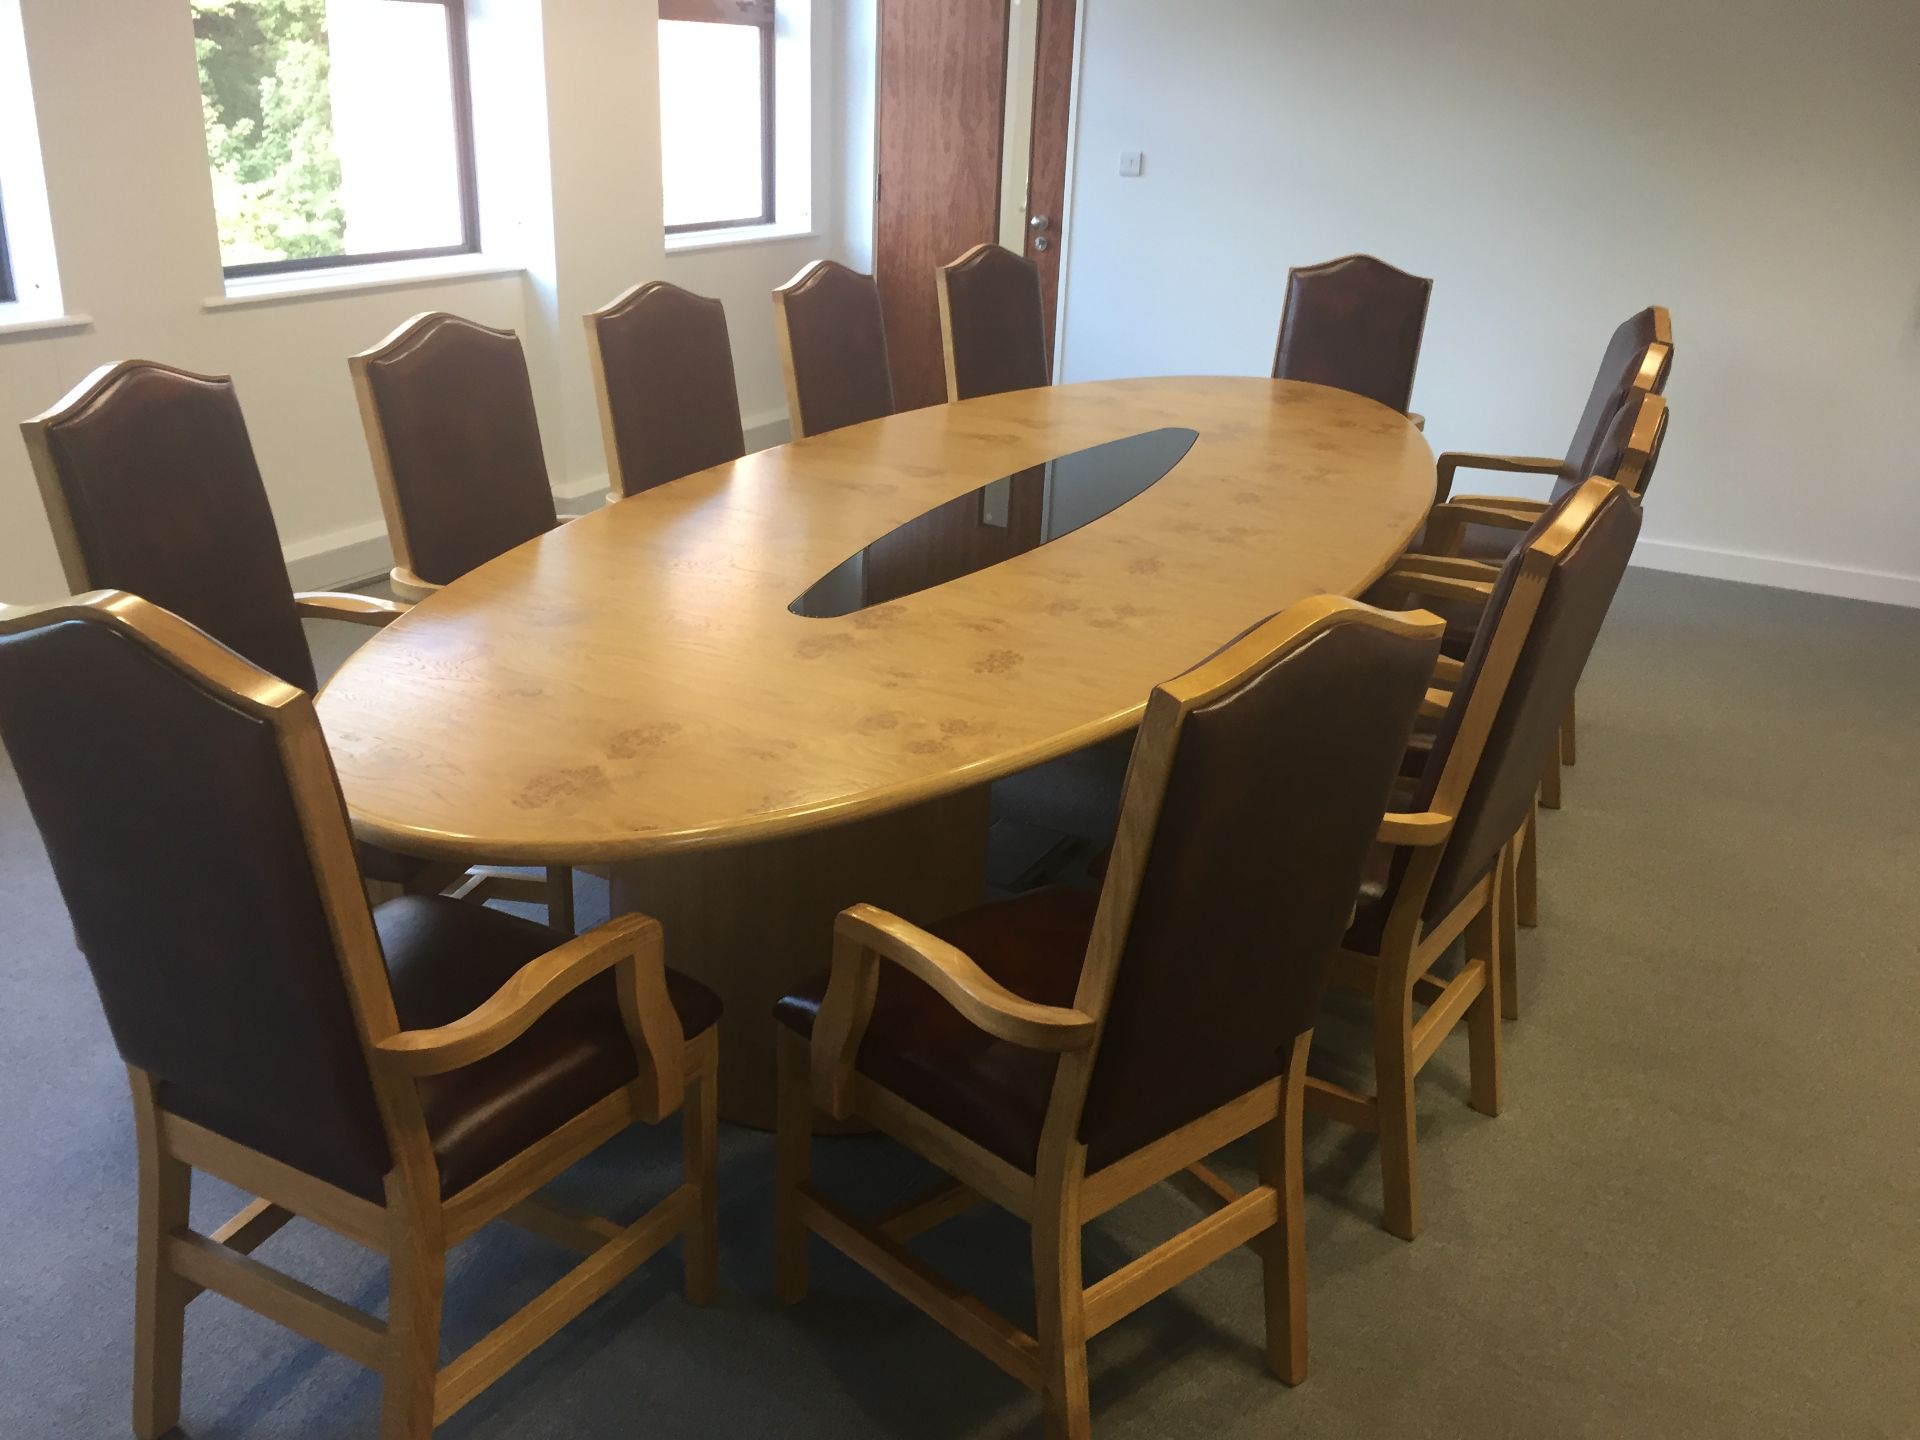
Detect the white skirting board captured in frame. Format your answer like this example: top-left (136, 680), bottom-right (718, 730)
top-left (283, 410), bottom-right (793, 592)
top-left (1630, 538), bottom-right (1919, 610)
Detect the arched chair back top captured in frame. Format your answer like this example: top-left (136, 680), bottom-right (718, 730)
top-left (350, 312), bottom-right (558, 589)
top-left (0, 592), bottom-right (393, 1190)
top-left (20, 361), bottom-right (317, 691)
top-left (1271, 254), bottom-right (1433, 415)
top-left (1068, 599), bottom-right (1440, 1166)
top-left (1562, 305), bottom-right (1672, 483)
top-left (936, 243), bottom-right (1050, 402)
top-left (1408, 479), bottom-right (1642, 926)
top-left (772, 260), bottom-right (896, 438)
top-left (586, 280), bottom-right (746, 498)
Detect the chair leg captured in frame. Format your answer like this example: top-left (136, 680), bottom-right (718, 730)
top-left (381, 1179), bottom-right (445, 1440)
top-left (774, 1029), bottom-right (812, 1304)
top-left (1498, 838), bottom-right (1521, 1021)
top-left (1538, 749), bottom-right (1563, 810)
top-left (545, 866), bottom-right (576, 935)
top-left (1033, 1178), bottom-right (1092, 1440)
top-left (1466, 886), bottom-right (1505, 1118)
top-left (1373, 974), bottom-right (1421, 1242)
top-left (1258, 1036), bottom-right (1311, 1385)
top-left (130, 1075), bottom-right (191, 1440)
top-left (1560, 697), bottom-right (1578, 767)
top-left (682, 1031), bottom-right (719, 1306)
top-left (1517, 806), bottom-right (1540, 930)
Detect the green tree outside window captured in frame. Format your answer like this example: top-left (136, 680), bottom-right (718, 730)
top-left (193, 0), bottom-right (348, 266)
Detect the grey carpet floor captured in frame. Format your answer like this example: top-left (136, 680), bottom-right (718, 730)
top-left (1, 568), bottom-right (1916, 1438)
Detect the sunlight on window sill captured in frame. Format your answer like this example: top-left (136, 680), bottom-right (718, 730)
top-left (0, 307), bottom-right (91, 342)
top-left (664, 222), bottom-right (818, 257)
top-left (203, 254), bottom-right (526, 312)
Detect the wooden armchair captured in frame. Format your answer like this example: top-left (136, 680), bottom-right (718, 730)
top-left (1428, 305), bottom-right (1672, 540)
top-left (937, 242), bottom-right (1050, 401)
top-left (350, 312), bottom-right (562, 600)
top-left (772, 259), bottom-right (896, 437)
top-left (1384, 389), bottom-right (1668, 829)
top-left (20, 359), bottom-right (575, 930)
top-left (585, 280), bottom-right (746, 501)
top-left (775, 596), bottom-right (1443, 1437)
top-left (0, 591), bottom-right (720, 1440)
top-left (1272, 253), bottom-right (1432, 423)
top-left (1311, 479), bottom-right (1644, 1241)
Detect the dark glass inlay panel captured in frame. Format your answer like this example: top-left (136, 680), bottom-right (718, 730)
top-left (791, 426), bottom-right (1200, 617)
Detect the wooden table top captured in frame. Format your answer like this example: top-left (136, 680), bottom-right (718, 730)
top-left (318, 376), bottom-right (1434, 864)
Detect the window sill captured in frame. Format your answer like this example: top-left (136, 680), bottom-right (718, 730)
top-left (203, 254), bottom-right (527, 312)
top-left (0, 308), bottom-right (92, 341)
top-left (664, 223), bottom-right (818, 256)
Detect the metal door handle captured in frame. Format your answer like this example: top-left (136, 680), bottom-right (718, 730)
top-left (1029, 213), bottom-right (1051, 230)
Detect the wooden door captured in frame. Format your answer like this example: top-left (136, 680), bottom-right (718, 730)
top-left (1023, 0), bottom-right (1076, 366)
top-left (874, 0), bottom-right (1011, 413)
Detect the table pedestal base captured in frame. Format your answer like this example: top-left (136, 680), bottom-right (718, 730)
top-left (609, 786), bottom-right (990, 1128)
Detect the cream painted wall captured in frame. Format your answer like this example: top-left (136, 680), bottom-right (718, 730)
top-left (1057, 0), bottom-right (1920, 606)
top-left (0, 0), bottom-right (852, 602)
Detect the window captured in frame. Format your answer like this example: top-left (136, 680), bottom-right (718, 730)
top-left (658, 0), bottom-right (775, 233)
top-left (192, 0), bottom-right (480, 276)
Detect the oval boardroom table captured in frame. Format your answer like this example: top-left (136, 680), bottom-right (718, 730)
top-left (318, 376), bottom-right (1435, 1125)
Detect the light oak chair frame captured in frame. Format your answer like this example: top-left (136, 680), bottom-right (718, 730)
top-left (770, 259), bottom-right (894, 439)
top-left (777, 597), bottom-right (1447, 1438)
top-left (1, 592), bottom-right (718, 1440)
top-left (349, 312), bottom-right (586, 604)
top-left (21, 360), bottom-right (411, 634)
top-left (1427, 307), bottom-right (1671, 517)
top-left (1384, 395), bottom-right (1668, 931)
top-left (1300, 480), bottom-right (1631, 1238)
top-left (583, 279), bottom-right (746, 505)
top-left (935, 241), bottom-right (1048, 403)
top-left (346, 321), bottom-right (577, 926)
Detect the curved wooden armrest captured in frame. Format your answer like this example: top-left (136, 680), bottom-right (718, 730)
top-left (1382, 568), bottom-right (1496, 606)
top-left (294, 591), bottom-right (410, 627)
top-left (1432, 653), bottom-right (1464, 685)
top-left (375, 913), bottom-right (666, 1078)
top-left (1379, 810), bottom-right (1454, 847)
top-left (1387, 555), bottom-right (1500, 583)
top-left (812, 903), bottom-right (1097, 1117)
top-left (1434, 451), bottom-right (1559, 502)
top-left (1451, 494), bottom-right (1550, 517)
top-left (1429, 499), bottom-right (1543, 535)
top-left (1418, 687), bottom-right (1454, 722)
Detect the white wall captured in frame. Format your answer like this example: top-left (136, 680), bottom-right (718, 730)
top-left (0, 0), bottom-right (853, 601)
top-left (1058, 0), bottom-right (1920, 606)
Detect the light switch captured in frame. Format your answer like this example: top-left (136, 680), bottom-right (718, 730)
top-left (1119, 151), bottom-right (1144, 177)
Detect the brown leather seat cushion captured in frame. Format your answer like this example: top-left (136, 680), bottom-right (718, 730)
top-left (164, 896), bottom-right (720, 1201)
top-left (773, 887), bottom-right (1098, 1172)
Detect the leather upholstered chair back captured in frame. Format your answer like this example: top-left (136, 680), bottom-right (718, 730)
top-left (1073, 601), bottom-right (1440, 1166)
top-left (20, 362), bottom-right (317, 691)
top-left (772, 260), bottom-right (896, 438)
top-left (1561, 306), bottom-right (1673, 483)
top-left (937, 243), bottom-right (1050, 402)
top-left (587, 281), bottom-right (746, 497)
top-left (1271, 254), bottom-right (1433, 415)
top-left (1551, 389), bottom-right (1667, 505)
top-left (0, 595), bottom-right (391, 1192)
top-left (351, 312), bottom-right (559, 586)
top-left (1415, 482), bottom-right (1642, 923)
